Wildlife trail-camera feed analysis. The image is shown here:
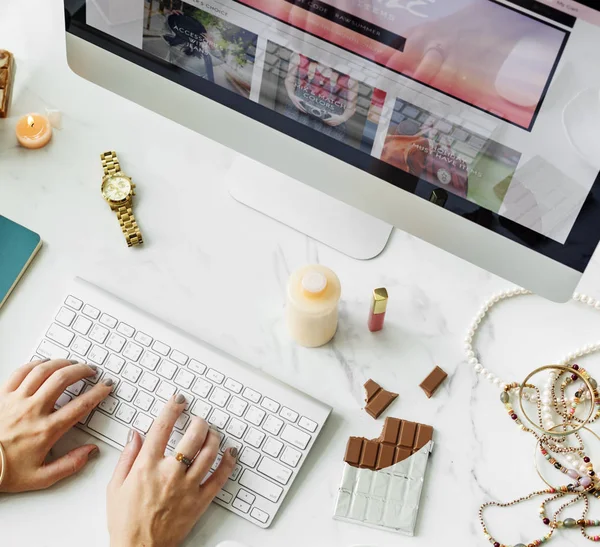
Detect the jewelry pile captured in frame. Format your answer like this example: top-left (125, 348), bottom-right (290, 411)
top-left (465, 289), bottom-right (600, 546)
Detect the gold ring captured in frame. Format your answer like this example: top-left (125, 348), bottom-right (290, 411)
top-left (175, 452), bottom-right (193, 468)
top-left (519, 365), bottom-right (595, 437)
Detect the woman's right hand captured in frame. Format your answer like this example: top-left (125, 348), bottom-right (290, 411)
top-left (107, 396), bottom-right (237, 547)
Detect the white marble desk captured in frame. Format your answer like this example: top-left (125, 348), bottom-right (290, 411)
top-left (3, 1), bottom-right (600, 546)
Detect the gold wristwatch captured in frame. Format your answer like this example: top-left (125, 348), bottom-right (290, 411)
top-left (100, 151), bottom-right (143, 247)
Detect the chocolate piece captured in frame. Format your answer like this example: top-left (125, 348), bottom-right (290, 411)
top-left (0, 50), bottom-right (15, 118)
top-left (363, 379), bottom-right (398, 419)
top-left (419, 365), bottom-right (448, 398)
top-left (344, 417), bottom-right (434, 471)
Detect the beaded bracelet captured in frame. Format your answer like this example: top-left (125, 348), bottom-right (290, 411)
top-left (0, 440), bottom-right (6, 488)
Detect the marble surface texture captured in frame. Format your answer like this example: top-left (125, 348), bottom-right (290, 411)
top-left (3, 1), bottom-right (600, 546)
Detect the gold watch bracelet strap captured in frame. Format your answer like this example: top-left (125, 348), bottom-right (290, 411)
top-left (100, 150), bottom-right (121, 177)
top-left (116, 205), bottom-right (143, 247)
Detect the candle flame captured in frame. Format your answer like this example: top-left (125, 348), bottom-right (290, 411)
top-left (27, 115), bottom-right (35, 128)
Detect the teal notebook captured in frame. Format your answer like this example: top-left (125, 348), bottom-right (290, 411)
top-left (0, 216), bottom-right (42, 309)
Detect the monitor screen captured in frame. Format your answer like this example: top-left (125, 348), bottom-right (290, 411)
top-left (66, 0), bottom-right (600, 272)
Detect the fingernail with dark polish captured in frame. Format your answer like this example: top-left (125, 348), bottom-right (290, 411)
top-left (40, 358), bottom-right (51, 363)
top-left (103, 378), bottom-right (114, 387)
top-left (127, 429), bottom-right (134, 445)
top-left (175, 393), bottom-right (186, 405)
top-left (88, 365), bottom-right (97, 373)
top-left (88, 447), bottom-right (99, 459)
top-left (229, 447), bottom-right (238, 459)
top-left (69, 359), bottom-right (79, 364)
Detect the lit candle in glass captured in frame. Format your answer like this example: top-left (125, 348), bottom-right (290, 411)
top-left (15, 113), bottom-right (52, 149)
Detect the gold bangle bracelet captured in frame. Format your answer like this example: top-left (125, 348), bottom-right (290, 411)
top-left (519, 365), bottom-right (596, 437)
top-left (0, 440), bottom-right (6, 488)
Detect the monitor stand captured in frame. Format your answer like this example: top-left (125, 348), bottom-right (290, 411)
top-left (226, 156), bottom-right (393, 260)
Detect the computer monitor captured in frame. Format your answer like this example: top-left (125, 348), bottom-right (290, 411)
top-left (64, 0), bottom-right (600, 302)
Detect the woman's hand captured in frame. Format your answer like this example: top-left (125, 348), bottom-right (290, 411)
top-left (107, 396), bottom-right (237, 547)
top-left (0, 358), bottom-right (113, 492)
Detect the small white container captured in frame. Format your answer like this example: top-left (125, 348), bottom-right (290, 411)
top-left (286, 265), bottom-right (341, 348)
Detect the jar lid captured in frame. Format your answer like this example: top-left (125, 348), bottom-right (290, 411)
top-left (302, 271), bottom-right (328, 295)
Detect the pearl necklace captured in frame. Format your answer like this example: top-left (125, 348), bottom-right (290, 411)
top-left (464, 289), bottom-right (600, 391)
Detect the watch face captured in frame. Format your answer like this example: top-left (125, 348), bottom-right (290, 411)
top-left (102, 176), bottom-right (132, 202)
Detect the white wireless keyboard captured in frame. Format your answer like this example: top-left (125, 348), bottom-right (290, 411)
top-left (31, 278), bottom-right (331, 528)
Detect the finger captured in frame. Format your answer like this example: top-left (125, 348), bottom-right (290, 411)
top-left (201, 447), bottom-right (237, 498)
top-left (186, 428), bottom-right (220, 482)
top-left (1, 358), bottom-right (50, 393)
top-left (49, 378), bottom-right (114, 431)
top-left (36, 364), bottom-right (99, 409)
top-left (18, 359), bottom-right (80, 396)
top-left (35, 444), bottom-right (99, 489)
top-left (169, 417), bottom-right (209, 474)
top-left (413, 47), bottom-right (444, 83)
top-left (141, 394), bottom-right (186, 460)
top-left (110, 429), bottom-right (143, 488)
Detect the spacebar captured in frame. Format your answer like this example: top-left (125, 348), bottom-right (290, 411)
top-left (87, 411), bottom-right (129, 447)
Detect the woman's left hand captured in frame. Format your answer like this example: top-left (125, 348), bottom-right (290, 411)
top-left (0, 358), bottom-right (113, 493)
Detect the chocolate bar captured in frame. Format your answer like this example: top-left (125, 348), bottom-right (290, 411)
top-left (0, 50), bottom-right (15, 118)
top-left (344, 417), bottom-right (433, 471)
top-left (363, 379), bottom-right (397, 419)
top-left (419, 365), bottom-right (447, 398)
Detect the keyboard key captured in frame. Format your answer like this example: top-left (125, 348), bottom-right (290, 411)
top-left (116, 382), bottom-right (136, 402)
top-left (239, 447), bottom-right (260, 468)
top-left (99, 395), bottom-right (119, 414)
top-left (151, 400), bottom-right (165, 417)
top-left (134, 331), bottom-right (153, 347)
top-left (208, 408), bottom-right (229, 430)
top-left (106, 332), bottom-right (126, 353)
top-left (46, 323), bottom-right (75, 348)
top-left (37, 339), bottom-right (69, 360)
top-left (88, 345), bottom-right (108, 365)
top-left (82, 304), bottom-right (100, 319)
top-left (246, 406), bottom-right (266, 426)
top-left (245, 428), bottom-right (265, 448)
top-left (87, 366), bottom-right (103, 384)
top-left (227, 397), bottom-right (248, 417)
top-left (157, 361), bottom-right (177, 380)
top-left (216, 490), bottom-right (233, 504)
top-left (123, 342), bottom-right (143, 362)
top-left (174, 369), bottom-right (194, 390)
top-left (257, 457), bottom-right (292, 485)
top-left (156, 381), bottom-right (176, 401)
top-left (188, 359), bottom-right (206, 375)
top-left (55, 392), bottom-right (72, 409)
top-left (122, 363), bottom-right (142, 383)
top-left (206, 369), bottom-right (224, 384)
top-left (224, 378), bottom-right (243, 393)
top-left (280, 445), bottom-right (302, 468)
top-left (263, 437), bottom-right (283, 458)
top-left (170, 350), bottom-right (188, 365)
top-left (243, 387), bottom-right (261, 403)
top-left (55, 307), bottom-right (76, 326)
top-left (133, 413), bottom-right (154, 433)
top-left (260, 397), bottom-right (280, 413)
top-left (89, 324), bottom-right (109, 344)
top-left (231, 465), bottom-right (242, 481)
top-left (239, 470), bottom-right (283, 503)
top-left (72, 316), bottom-right (92, 335)
top-left (140, 372), bottom-right (159, 392)
top-left (192, 378), bottom-right (212, 398)
top-left (237, 489), bottom-right (256, 505)
top-left (225, 418), bottom-right (247, 439)
top-left (88, 411), bottom-right (129, 447)
top-left (280, 424), bottom-right (311, 450)
top-left (209, 387), bottom-right (230, 408)
top-left (99, 313), bottom-right (118, 328)
top-left (71, 336), bottom-right (91, 356)
top-left (66, 379), bottom-right (85, 396)
top-left (211, 453), bottom-right (223, 471)
top-left (168, 430), bottom-right (183, 449)
top-left (105, 354), bottom-right (125, 374)
top-left (191, 400), bottom-right (212, 419)
top-left (177, 391), bottom-right (194, 411)
top-left (174, 413), bottom-right (189, 431)
top-left (298, 416), bottom-right (317, 433)
top-left (117, 322), bottom-right (135, 338)
top-left (140, 351), bottom-right (160, 370)
top-left (152, 340), bottom-right (170, 356)
top-left (232, 498), bottom-right (251, 513)
top-left (262, 415), bottom-right (284, 436)
top-left (280, 407), bottom-right (298, 423)
top-left (250, 507), bottom-right (269, 524)
top-left (65, 295), bottom-right (83, 310)
top-left (134, 391), bottom-right (154, 411)
top-left (222, 436), bottom-right (243, 454)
